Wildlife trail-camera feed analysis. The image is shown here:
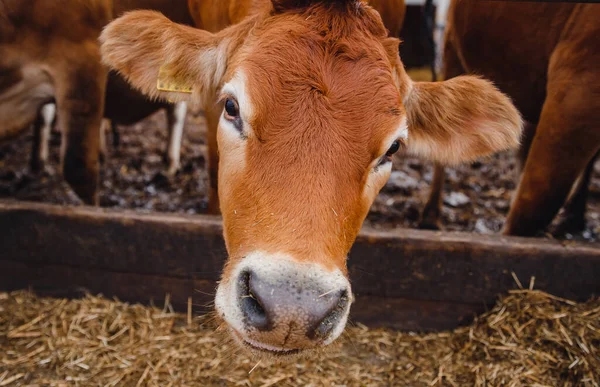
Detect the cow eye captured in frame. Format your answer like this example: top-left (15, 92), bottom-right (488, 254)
top-left (376, 140), bottom-right (403, 169)
top-left (224, 98), bottom-right (239, 119)
top-left (386, 140), bottom-right (401, 157)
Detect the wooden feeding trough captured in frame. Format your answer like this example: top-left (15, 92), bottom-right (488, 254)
top-left (1, 199), bottom-right (600, 332)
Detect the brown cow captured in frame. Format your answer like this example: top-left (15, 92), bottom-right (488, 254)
top-left (0, 0), bottom-right (110, 204)
top-left (29, 0), bottom-right (194, 176)
top-left (101, 0), bottom-right (521, 357)
top-left (420, 1), bottom-right (600, 237)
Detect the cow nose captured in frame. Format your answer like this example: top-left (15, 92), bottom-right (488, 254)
top-left (237, 270), bottom-right (349, 341)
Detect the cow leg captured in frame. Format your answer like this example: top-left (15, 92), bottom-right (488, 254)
top-left (419, 163), bottom-right (445, 230)
top-left (0, 66), bottom-right (53, 142)
top-left (552, 151), bottom-right (598, 236)
top-left (53, 45), bottom-right (107, 205)
top-left (30, 102), bottom-right (56, 172)
top-left (503, 94), bottom-right (599, 236)
top-left (165, 101), bottom-right (187, 176)
top-left (419, 34), bottom-right (464, 230)
top-left (205, 102), bottom-right (222, 214)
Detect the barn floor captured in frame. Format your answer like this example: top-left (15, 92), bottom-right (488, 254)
top-left (0, 289), bottom-right (598, 386)
top-left (1, 69), bottom-right (600, 241)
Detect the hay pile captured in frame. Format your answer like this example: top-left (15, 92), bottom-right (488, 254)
top-left (1, 289), bottom-right (599, 386)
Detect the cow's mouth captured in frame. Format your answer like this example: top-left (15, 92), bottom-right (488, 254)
top-left (232, 330), bottom-right (303, 357)
top-left (243, 339), bottom-right (302, 357)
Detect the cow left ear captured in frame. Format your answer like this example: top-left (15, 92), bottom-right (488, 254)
top-left (401, 76), bottom-right (523, 165)
top-left (100, 10), bottom-right (255, 107)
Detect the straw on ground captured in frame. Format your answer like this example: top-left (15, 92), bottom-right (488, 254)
top-left (1, 290), bottom-right (598, 386)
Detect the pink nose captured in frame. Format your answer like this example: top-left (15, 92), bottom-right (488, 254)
top-left (237, 269), bottom-right (349, 341)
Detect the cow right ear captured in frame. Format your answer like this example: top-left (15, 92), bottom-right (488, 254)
top-left (402, 76), bottom-right (523, 165)
top-left (100, 10), bottom-right (245, 106)
top-left (383, 37), bottom-right (522, 166)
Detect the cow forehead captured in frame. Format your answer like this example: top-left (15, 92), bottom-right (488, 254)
top-left (229, 14), bottom-right (402, 154)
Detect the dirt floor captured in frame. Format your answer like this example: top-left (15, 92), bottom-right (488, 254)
top-left (1, 70), bottom-right (600, 241)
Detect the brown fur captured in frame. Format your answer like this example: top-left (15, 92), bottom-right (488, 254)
top-left (188, 0), bottom-right (404, 33)
top-left (114, 0), bottom-right (194, 24)
top-left (368, 0), bottom-right (405, 38)
top-left (0, 0), bottom-right (196, 200)
top-left (0, 0), bottom-right (111, 204)
top-left (424, 1), bottom-right (600, 237)
top-left (188, 0), bottom-right (268, 32)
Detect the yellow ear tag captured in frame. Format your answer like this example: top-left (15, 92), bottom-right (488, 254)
top-left (157, 65), bottom-right (193, 94)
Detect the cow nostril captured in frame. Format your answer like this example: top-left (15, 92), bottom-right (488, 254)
top-left (312, 289), bottom-right (350, 340)
top-left (238, 271), bottom-right (269, 330)
top-left (235, 268), bottom-right (350, 344)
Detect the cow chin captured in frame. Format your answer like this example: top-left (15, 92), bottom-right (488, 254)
top-left (215, 252), bottom-right (353, 359)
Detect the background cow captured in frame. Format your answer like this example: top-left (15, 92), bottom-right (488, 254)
top-left (420, 1), bottom-right (600, 237)
top-left (29, 0), bottom-right (195, 177)
top-left (0, 0), bottom-right (110, 204)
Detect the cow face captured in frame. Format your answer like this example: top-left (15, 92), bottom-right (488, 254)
top-left (101, 0), bottom-right (521, 358)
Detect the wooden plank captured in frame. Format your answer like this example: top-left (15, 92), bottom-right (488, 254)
top-left (0, 260), bottom-right (215, 315)
top-left (0, 200), bottom-right (226, 280)
top-left (350, 296), bottom-right (484, 331)
top-left (0, 260), bottom-right (482, 331)
top-left (1, 200), bottom-right (599, 309)
top-left (349, 230), bottom-right (600, 304)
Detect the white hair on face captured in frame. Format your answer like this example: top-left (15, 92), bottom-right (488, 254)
top-left (397, 115), bottom-right (409, 140)
top-left (362, 115), bottom-right (408, 207)
top-left (220, 70), bottom-right (253, 129)
top-left (217, 70), bottom-right (253, 179)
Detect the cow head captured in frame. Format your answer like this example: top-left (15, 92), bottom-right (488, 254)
top-left (100, 0), bottom-right (521, 358)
